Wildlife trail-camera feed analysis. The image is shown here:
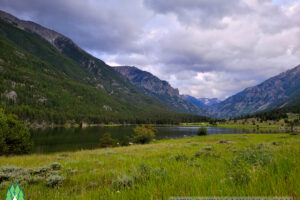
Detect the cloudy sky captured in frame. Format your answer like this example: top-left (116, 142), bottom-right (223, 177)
top-left (1, 0), bottom-right (300, 100)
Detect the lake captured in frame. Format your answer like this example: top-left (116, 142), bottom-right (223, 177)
top-left (31, 125), bottom-right (254, 154)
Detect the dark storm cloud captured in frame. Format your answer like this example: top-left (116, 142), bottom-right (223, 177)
top-left (143, 0), bottom-right (251, 27)
top-left (1, 0), bottom-right (300, 99)
top-left (0, 0), bottom-right (149, 53)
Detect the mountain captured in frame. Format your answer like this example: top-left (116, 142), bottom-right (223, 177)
top-left (198, 98), bottom-right (221, 106)
top-left (0, 10), bottom-right (208, 124)
top-left (209, 65), bottom-right (300, 118)
top-left (181, 95), bottom-right (220, 109)
top-left (180, 95), bottom-right (207, 108)
top-left (114, 66), bottom-right (206, 115)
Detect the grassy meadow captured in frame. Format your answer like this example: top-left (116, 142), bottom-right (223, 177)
top-left (0, 133), bottom-right (299, 199)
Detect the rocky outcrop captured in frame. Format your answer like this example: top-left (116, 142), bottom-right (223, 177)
top-left (115, 66), bottom-right (180, 97)
top-left (5, 91), bottom-right (17, 103)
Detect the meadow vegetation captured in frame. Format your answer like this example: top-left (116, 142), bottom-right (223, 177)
top-left (0, 133), bottom-right (299, 199)
top-left (181, 113), bottom-right (300, 134)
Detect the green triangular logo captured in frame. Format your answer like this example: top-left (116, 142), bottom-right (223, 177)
top-left (5, 184), bottom-right (25, 200)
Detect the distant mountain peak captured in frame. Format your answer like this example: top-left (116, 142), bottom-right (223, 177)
top-left (198, 98), bottom-right (221, 106)
top-left (181, 95), bottom-right (220, 108)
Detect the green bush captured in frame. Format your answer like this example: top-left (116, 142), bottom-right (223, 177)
top-left (119, 136), bottom-right (130, 146)
top-left (0, 108), bottom-right (32, 155)
top-left (197, 127), bottom-right (208, 136)
top-left (133, 125), bottom-right (156, 144)
top-left (99, 133), bottom-right (117, 148)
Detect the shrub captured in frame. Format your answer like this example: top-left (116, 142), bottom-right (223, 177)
top-left (46, 175), bottom-right (64, 187)
top-left (119, 136), bottom-right (130, 146)
top-left (227, 145), bottom-right (274, 186)
top-left (0, 108), bottom-right (32, 155)
top-left (133, 125), bottom-right (156, 144)
top-left (0, 163), bottom-right (64, 187)
top-left (197, 127), bottom-right (207, 136)
top-left (236, 146), bottom-right (273, 167)
top-left (113, 174), bottom-right (134, 189)
top-left (202, 146), bottom-right (212, 151)
top-left (50, 162), bottom-right (62, 170)
top-left (99, 133), bottom-right (117, 148)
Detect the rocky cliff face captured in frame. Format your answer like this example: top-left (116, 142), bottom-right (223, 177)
top-left (209, 65), bottom-right (300, 118)
top-left (115, 66), bottom-right (180, 97)
top-left (115, 66), bottom-right (206, 115)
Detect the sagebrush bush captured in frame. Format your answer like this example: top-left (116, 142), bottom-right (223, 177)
top-left (46, 175), bottom-right (64, 187)
top-left (0, 163), bottom-right (64, 188)
top-left (227, 145), bottom-right (274, 185)
top-left (113, 174), bottom-right (134, 189)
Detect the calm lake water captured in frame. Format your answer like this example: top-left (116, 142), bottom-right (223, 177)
top-left (31, 126), bottom-right (253, 154)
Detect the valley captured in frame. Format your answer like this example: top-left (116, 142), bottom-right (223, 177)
top-left (0, 6), bottom-right (300, 200)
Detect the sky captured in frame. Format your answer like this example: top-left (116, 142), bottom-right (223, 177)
top-left (1, 0), bottom-right (300, 100)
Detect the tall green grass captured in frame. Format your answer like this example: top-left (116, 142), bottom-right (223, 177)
top-left (0, 134), bottom-right (299, 199)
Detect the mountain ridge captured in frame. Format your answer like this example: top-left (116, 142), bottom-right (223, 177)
top-left (209, 65), bottom-right (300, 118)
top-left (114, 66), bottom-right (206, 115)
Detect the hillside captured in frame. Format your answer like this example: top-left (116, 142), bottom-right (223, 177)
top-left (209, 65), bottom-right (300, 118)
top-left (115, 66), bottom-right (206, 115)
top-left (0, 10), bottom-right (208, 124)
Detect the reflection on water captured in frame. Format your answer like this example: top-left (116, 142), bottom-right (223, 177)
top-left (31, 126), bottom-right (254, 153)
